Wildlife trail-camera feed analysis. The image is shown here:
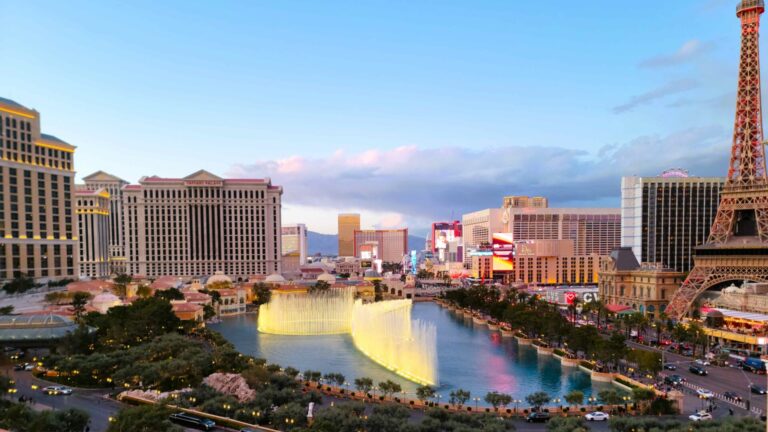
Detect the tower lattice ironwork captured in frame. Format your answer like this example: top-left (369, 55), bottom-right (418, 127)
top-left (665, 0), bottom-right (768, 320)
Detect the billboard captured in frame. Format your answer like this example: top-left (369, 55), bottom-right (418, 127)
top-left (431, 221), bottom-right (462, 252)
top-left (492, 233), bottom-right (515, 272)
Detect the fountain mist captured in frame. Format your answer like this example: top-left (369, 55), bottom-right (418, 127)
top-left (257, 288), bottom-right (438, 385)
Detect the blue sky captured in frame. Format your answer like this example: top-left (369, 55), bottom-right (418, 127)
top-left (0, 0), bottom-right (750, 234)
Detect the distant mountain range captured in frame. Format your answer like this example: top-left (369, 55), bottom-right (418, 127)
top-left (308, 231), bottom-right (426, 256)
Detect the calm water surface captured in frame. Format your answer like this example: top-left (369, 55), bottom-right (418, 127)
top-left (210, 302), bottom-right (616, 403)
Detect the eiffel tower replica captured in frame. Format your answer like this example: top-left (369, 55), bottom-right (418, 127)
top-left (665, 0), bottom-right (768, 320)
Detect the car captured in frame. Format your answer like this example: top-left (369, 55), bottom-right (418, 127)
top-left (696, 389), bottom-right (714, 399)
top-left (724, 391), bottom-right (743, 402)
top-left (41, 386), bottom-right (72, 395)
top-left (169, 413), bottom-right (216, 431)
top-left (664, 375), bottom-right (685, 386)
top-left (12, 363), bottom-right (26, 371)
top-left (695, 359), bottom-right (711, 366)
top-left (689, 411), bottom-right (713, 422)
top-left (23, 363), bottom-right (35, 371)
top-left (664, 363), bottom-right (677, 371)
top-left (682, 349), bottom-right (694, 356)
top-left (750, 384), bottom-right (767, 395)
top-left (689, 365), bottom-right (708, 376)
top-left (584, 411), bottom-right (610, 421)
top-left (526, 411), bottom-right (550, 423)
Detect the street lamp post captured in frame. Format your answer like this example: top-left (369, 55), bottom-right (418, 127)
top-left (473, 397), bottom-right (480, 410)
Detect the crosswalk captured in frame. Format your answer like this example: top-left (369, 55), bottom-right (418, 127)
top-left (679, 380), bottom-right (763, 416)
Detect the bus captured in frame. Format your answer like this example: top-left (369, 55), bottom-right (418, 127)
top-left (743, 357), bottom-right (766, 374)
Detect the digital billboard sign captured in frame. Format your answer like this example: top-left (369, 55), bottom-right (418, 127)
top-left (492, 233), bottom-right (515, 272)
top-left (432, 221), bottom-right (462, 252)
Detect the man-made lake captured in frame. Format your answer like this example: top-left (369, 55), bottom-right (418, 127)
top-left (210, 301), bottom-right (616, 403)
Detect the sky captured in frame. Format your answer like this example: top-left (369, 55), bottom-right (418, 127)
top-left (0, 0), bottom-right (752, 235)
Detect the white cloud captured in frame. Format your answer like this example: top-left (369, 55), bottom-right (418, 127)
top-left (612, 79), bottom-right (699, 114)
top-left (229, 126), bottom-right (729, 232)
top-left (639, 39), bottom-right (715, 68)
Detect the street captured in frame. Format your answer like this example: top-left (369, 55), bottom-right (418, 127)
top-left (2, 365), bottom-right (121, 431)
top-left (627, 340), bottom-right (768, 419)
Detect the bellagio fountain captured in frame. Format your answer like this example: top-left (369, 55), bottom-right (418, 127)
top-left (257, 287), bottom-right (438, 386)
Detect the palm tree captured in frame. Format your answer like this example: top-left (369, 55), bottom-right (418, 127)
top-left (584, 300), bottom-right (608, 329)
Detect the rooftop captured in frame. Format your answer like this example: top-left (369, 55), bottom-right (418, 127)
top-left (0, 97), bottom-right (30, 110)
top-left (0, 314), bottom-right (87, 344)
top-left (40, 133), bottom-right (71, 146)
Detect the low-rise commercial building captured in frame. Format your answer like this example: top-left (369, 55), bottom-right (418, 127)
top-left (598, 247), bottom-right (684, 319)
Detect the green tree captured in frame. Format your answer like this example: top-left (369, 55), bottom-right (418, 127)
top-left (627, 349), bottom-right (662, 374)
top-left (283, 367), bottom-right (300, 379)
top-left (114, 273), bottom-right (133, 285)
top-left (272, 402), bottom-right (306, 430)
top-left (0, 305), bottom-right (14, 315)
top-left (154, 287), bottom-right (184, 301)
top-left (378, 380), bottom-right (402, 399)
top-left (372, 279), bottom-right (384, 302)
top-left (71, 291), bottom-right (93, 321)
top-left (202, 304), bottom-right (216, 320)
top-left (354, 377), bottom-right (373, 394)
top-left (449, 388), bottom-right (471, 408)
top-left (547, 416), bottom-right (589, 432)
top-left (303, 370), bottom-right (322, 382)
top-left (251, 282), bottom-right (272, 306)
top-left (1, 273), bottom-right (35, 294)
top-left (107, 405), bottom-right (183, 432)
top-left (631, 387), bottom-right (656, 412)
top-left (311, 403), bottom-right (366, 432)
top-left (484, 391), bottom-right (512, 410)
top-left (416, 385), bottom-right (436, 403)
top-left (94, 296), bottom-right (181, 348)
top-left (597, 389), bottom-right (623, 407)
top-left (525, 391), bottom-right (551, 410)
top-left (564, 390), bottom-right (584, 407)
top-left (309, 280), bottom-right (331, 293)
top-left (44, 291), bottom-right (70, 305)
top-left (136, 284), bottom-right (152, 298)
top-left (366, 405), bottom-right (410, 432)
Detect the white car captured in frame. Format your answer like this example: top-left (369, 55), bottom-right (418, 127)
top-left (584, 411), bottom-right (610, 421)
top-left (695, 359), bottom-right (711, 366)
top-left (696, 389), bottom-right (714, 399)
top-left (42, 386), bottom-right (72, 395)
top-left (689, 411), bottom-right (713, 422)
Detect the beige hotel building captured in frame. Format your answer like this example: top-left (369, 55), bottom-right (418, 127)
top-left (0, 97), bottom-right (77, 282)
top-left (82, 171), bottom-right (129, 258)
top-left (122, 170), bottom-right (283, 279)
top-left (75, 186), bottom-right (111, 278)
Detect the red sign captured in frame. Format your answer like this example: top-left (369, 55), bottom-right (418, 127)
top-left (564, 291), bottom-right (578, 305)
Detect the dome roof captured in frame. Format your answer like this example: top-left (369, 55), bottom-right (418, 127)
top-left (706, 310), bottom-right (725, 318)
top-left (207, 271), bottom-right (232, 285)
top-left (317, 273), bottom-right (336, 283)
top-left (265, 273), bottom-right (286, 283)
